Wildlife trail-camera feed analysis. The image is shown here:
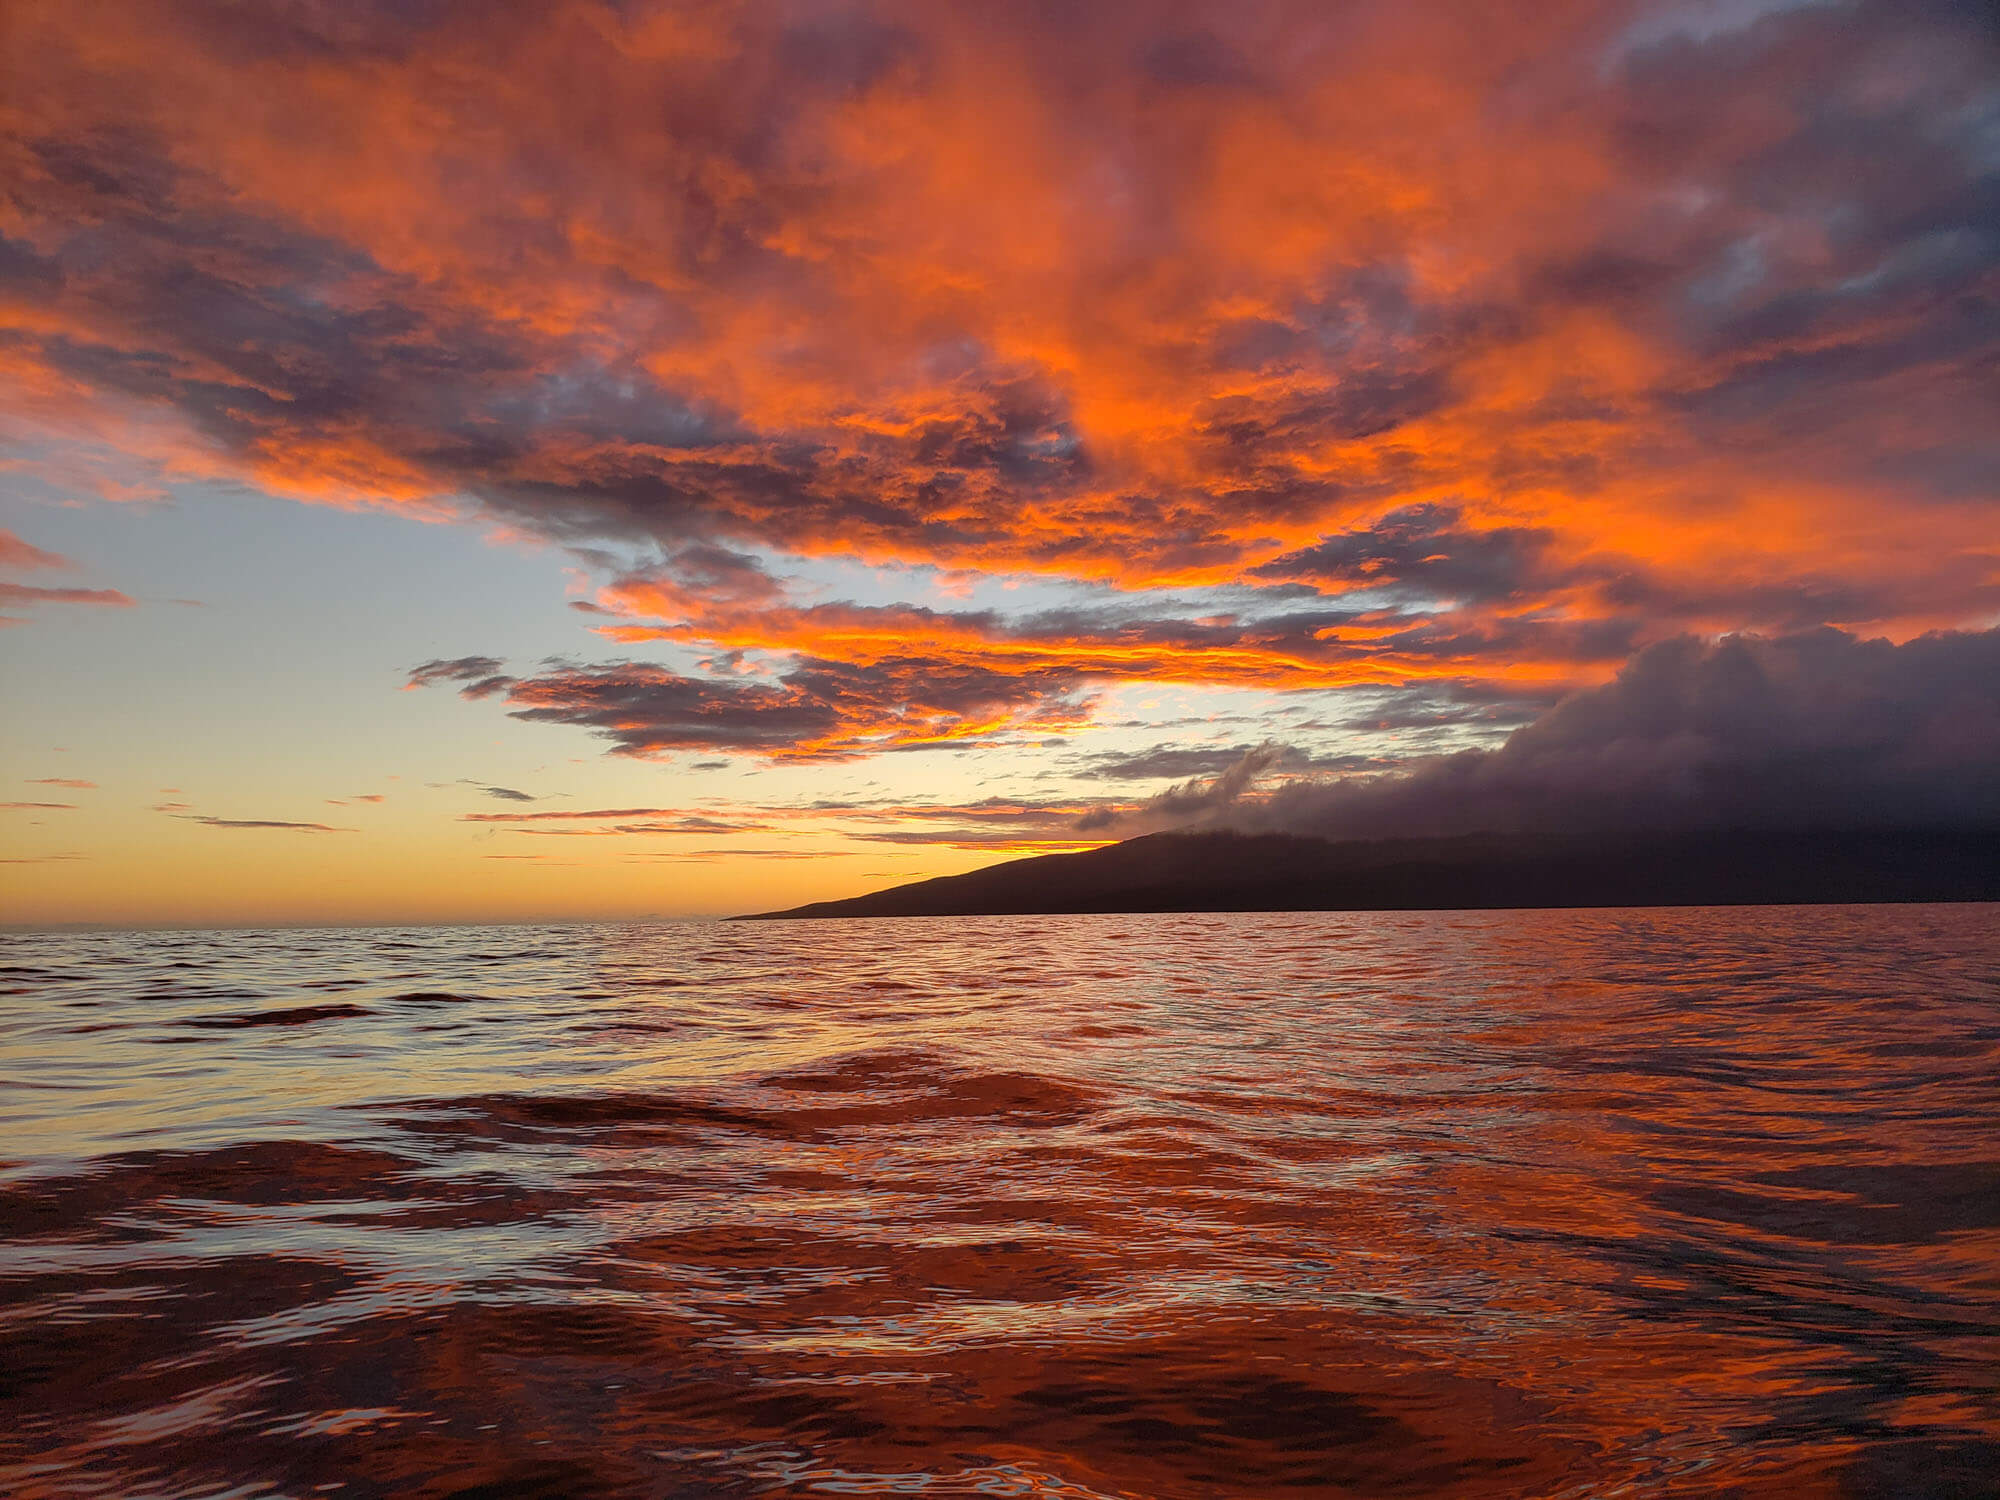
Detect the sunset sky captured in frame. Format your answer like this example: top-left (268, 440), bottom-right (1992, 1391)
top-left (3, 0), bottom-right (1996, 926)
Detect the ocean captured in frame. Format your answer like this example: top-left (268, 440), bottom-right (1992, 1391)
top-left (2, 907), bottom-right (1996, 1498)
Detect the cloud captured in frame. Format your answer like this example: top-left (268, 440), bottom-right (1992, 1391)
top-left (784, 794), bottom-right (1124, 851)
top-left (4, 0), bottom-right (1997, 796)
top-left (478, 785), bottom-right (535, 802)
top-left (615, 816), bottom-right (749, 833)
top-left (1251, 506), bottom-right (1569, 608)
top-left (2, 0), bottom-right (1992, 669)
top-left (1078, 742), bottom-right (1292, 833)
top-left (1072, 741), bottom-right (1379, 782)
top-left (0, 530), bottom-right (73, 571)
top-left (649, 852), bottom-right (819, 861)
top-left (179, 816), bottom-right (354, 832)
top-left (0, 583), bottom-right (135, 610)
top-left (1311, 681), bottom-right (1563, 737)
top-left (28, 777), bottom-right (97, 789)
top-left (405, 657), bottom-right (512, 696)
top-left (0, 525), bottom-right (137, 625)
top-left (599, 546), bottom-right (788, 620)
top-left (484, 579), bottom-right (1651, 770)
top-left (2, 801), bottom-right (77, 810)
top-left (489, 817), bottom-right (758, 837)
top-left (459, 806), bottom-right (689, 822)
top-left (422, 584), bottom-right (1599, 774)
top-left (462, 807), bottom-right (757, 835)
top-left (1223, 627), bottom-right (2000, 839)
top-left (412, 652), bottom-right (1093, 759)
top-left (458, 793), bottom-right (1128, 853)
top-left (0, 528), bottom-right (132, 622)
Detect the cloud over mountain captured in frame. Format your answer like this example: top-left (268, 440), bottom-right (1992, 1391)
top-left (1226, 627), bottom-right (2000, 840)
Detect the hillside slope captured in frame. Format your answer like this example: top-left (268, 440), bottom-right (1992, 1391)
top-left (741, 827), bottom-right (2000, 919)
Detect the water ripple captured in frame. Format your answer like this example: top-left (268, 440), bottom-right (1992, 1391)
top-left (1, 906), bottom-right (1996, 1497)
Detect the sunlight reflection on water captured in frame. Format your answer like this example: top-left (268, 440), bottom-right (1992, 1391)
top-left (2, 906), bottom-right (1997, 1498)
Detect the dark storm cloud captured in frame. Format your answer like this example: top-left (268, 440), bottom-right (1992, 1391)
top-left (1228, 628), bottom-right (2000, 840)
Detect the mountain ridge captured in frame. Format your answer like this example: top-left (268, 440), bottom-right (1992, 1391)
top-left (739, 827), bottom-right (2000, 920)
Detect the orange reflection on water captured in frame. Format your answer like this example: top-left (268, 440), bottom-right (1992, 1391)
top-left (1, 907), bottom-right (1996, 1497)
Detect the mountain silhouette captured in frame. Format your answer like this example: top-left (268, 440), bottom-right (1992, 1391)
top-left (743, 827), bottom-right (2000, 919)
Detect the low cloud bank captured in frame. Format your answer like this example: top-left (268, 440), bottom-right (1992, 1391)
top-left (1178, 628), bottom-right (2000, 840)
top-left (1078, 742), bottom-right (1292, 834)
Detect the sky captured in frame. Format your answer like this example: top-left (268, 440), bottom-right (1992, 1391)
top-left (2, 0), bottom-right (1997, 926)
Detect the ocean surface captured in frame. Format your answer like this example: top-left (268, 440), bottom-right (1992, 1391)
top-left (2, 907), bottom-right (1996, 1500)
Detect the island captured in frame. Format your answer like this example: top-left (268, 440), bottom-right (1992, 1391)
top-left (741, 827), bottom-right (2000, 920)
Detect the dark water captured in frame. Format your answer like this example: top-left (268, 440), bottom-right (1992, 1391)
top-left (3, 908), bottom-right (1997, 1499)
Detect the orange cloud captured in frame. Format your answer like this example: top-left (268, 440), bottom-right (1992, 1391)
top-left (0, 583), bottom-right (134, 610)
top-left (6, 0), bottom-right (1996, 761)
top-left (0, 530), bottom-right (73, 571)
